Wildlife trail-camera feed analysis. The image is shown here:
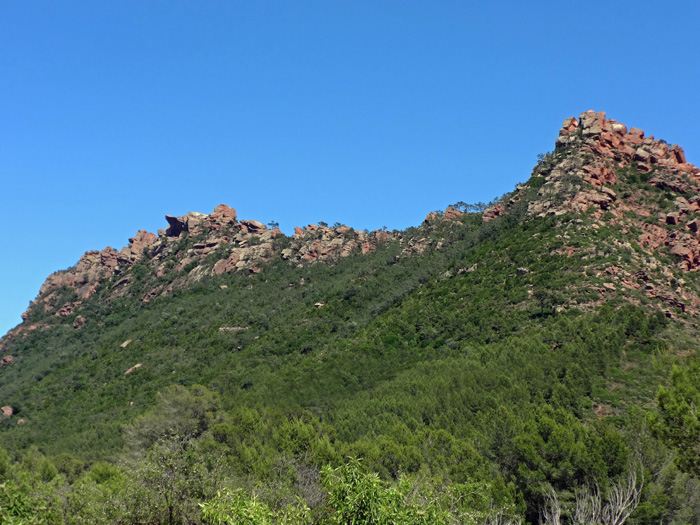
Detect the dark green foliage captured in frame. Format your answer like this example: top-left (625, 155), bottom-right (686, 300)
top-left (1, 175), bottom-right (699, 522)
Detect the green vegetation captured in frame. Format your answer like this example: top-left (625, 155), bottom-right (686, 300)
top-left (2, 167), bottom-right (700, 523)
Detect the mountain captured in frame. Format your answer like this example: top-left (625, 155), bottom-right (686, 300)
top-left (2, 111), bottom-right (700, 524)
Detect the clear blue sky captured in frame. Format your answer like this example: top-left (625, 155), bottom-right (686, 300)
top-left (2, 1), bottom-right (700, 336)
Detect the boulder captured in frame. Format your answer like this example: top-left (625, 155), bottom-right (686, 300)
top-left (560, 116), bottom-right (579, 134)
top-left (483, 204), bottom-right (505, 222)
top-left (670, 145), bottom-right (687, 164)
top-left (626, 127), bottom-right (645, 144)
top-left (206, 204), bottom-right (238, 229)
top-left (240, 220), bottom-right (267, 234)
top-left (125, 363), bottom-right (142, 375)
top-left (443, 207), bottom-right (464, 221)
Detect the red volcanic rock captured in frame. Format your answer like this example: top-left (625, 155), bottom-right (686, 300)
top-left (649, 172), bottom-right (694, 194)
top-left (425, 207), bottom-right (464, 224)
top-left (1, 406), bottom-right (12, 417)
top-left (669, 243), bottom-right (698, 270)
top-left (205, 204), bottom-right (238, 230)
top-left (626, 127), bottom-right (645, 145)
top-left (240, 220), bottom-right (267, 234)
top-left (165, 212), bottom-right (207, 237)
top-left (124, 230), bottom-right (158, 263)
top-left (212, 253), bottom-right (240, 275)
top-left (340, 241), bottom-right (358, 257)
top-left (571, 191), bottom-right (614, 211)
top-left (424, 212), bottom-right (438, 223)
top-left (600, 187), bottom-right (617, 200)
top-left (670, 145), bottom-right (687, 164)
top-left (73, 316), bottom-right (87, 329)
top-left (561, 116), bottom-right (578, 133)
top-left (443, 207), bottom-right (464, 220)
top-left (483, 204), bottom-right (505, 222)
top-left (375, 231), bottom-right (392, 242)
top-left (294, 227), bottom-right (305, 236)
top-left (0, 355), bottom-right (13, 366)
top-left (165, 214), bottom-right (187, 236)
top-left (581, 163), bottom-right (617, 185)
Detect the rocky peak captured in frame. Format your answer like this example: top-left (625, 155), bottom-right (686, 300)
top-left (554, 110), bottom-right (697, 185)
top-left (482, 111), bottom-right (700, 224)
top-left (481, 111), bottom-right (700, 317)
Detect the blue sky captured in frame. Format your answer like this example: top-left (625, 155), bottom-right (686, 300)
top-left (2, 1), bottom-right (700, 336)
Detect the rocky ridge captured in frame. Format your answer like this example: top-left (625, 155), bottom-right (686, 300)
top-left (6, 111), bottom-right (700, 351)
top-left (9, 205), bottom-right (405, 336)
top-left (485, 110), bottom-right (700, 317)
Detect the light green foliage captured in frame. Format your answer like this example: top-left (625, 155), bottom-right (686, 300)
top-left (88, 461), bottom-right (122, 485)
top-left (200, 490), bottom-right (310, 525)
top-left (0, 448), bottom-right (63, 524)
top-left (321, 458), bottom-right (445, 524)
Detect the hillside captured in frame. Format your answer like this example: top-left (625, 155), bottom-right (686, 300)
top-left (2, 111), bottom-right (700, 524)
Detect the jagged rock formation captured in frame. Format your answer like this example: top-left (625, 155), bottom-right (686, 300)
top-left (522, 110), bottom-right (699, 219)
top-left (15, 204), bottom-right (401, 328)
top-left (485, 110), bottom-right (700, 317)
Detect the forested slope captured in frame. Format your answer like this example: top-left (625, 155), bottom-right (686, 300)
top-left (2, 112), bottom-right (700, 523)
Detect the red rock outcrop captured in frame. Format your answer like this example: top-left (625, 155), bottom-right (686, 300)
top-left (487, 111), bottom-right (700, 273)
top-left (424, 207), bottom-right (464, 224)
top-left (486, 111), bottom-right (700, 225)
top-left (483, 204), bottom-right (505, 222)
top-left (554, 110), bottom-right (699, 183)
top-left (482, 111), bottom-right (700, 317)
top-left (284, 224), bottom-right (397, 265)
top-left (14, 203), bottom-right (407, 327)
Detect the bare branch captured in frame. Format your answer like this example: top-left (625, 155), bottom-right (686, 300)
top-left (539, 486), bottom-right (562, 525)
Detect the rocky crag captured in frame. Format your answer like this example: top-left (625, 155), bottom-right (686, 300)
top-left (14, 206), bottom-right (406, 326)
top-left (0, 201), bottom-right (471, 355)
top-left (486, 110), bottom-right (700, 317)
